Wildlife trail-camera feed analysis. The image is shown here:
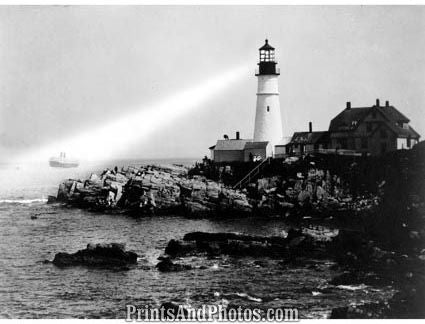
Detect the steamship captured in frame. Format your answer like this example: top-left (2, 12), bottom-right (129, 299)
top-left (49, 152), bottom-right (79, 168)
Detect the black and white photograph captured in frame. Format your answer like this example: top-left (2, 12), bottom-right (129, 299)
top-left (0, 3), bottom-right (424, 320)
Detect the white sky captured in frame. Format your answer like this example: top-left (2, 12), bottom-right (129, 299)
top-left (0, 6), bottom-right (424, 161)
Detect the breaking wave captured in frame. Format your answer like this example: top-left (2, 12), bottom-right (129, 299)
top-left (0, 198), bottom-right (48, 205)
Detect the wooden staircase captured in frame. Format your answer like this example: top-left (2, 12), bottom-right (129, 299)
top-left (233, 157), bottom-right (272, 190)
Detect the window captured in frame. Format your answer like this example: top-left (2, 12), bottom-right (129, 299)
top-left (372, 110), bottom-right (377, 119)
top-left (380, 129), bottom-right (387, 138)
top-left (366, 123), bottom-right (372, 132)
top-left (361, 138), bottom-right (368, 149)
top-left (407, 136), bottom-right (411, 148)
top-left (340, 138), bottom-right (347, 149)
top-left (267, 106), bottom-right (270, 112)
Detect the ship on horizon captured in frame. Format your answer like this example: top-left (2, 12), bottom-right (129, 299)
top-left (49, 152), bottom-right (79, 168)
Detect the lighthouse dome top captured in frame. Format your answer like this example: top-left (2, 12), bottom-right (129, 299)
top-left (259, 39), bottom-right (275, 51)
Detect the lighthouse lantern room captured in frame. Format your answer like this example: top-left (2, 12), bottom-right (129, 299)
top-left (257, 39), bottom-right (279, 74)
top-left (253, 39), bottom-right (283, 152)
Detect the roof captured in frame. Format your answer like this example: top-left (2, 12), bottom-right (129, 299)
top-left (289, 131), bottom-right (329, 145)
top-left (213, 140), bottom-right (270, 151)
top-left (373, 122), bottom-right (420, 139)
top-left (259, 39), bottom-right (274, 51)
top-left (329, 107), bottom-right (370, 132)
top-left (214, 139), bottom-right (252, 151)
top-left (245, 141), bottom-right (269, 149)
top-left (376, 106), bottom-right (409, 123)
top-left (329, 104), bottom-right (412, 132)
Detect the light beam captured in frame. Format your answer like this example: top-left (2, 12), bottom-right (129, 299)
top-left (15, 64), bottom-right (250, 163)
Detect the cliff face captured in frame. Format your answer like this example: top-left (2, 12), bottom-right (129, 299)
top-left (56, 164), bottom-right (252, 217)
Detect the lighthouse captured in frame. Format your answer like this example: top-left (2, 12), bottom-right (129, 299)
top-left (253, 39), bottom-right (283, 152)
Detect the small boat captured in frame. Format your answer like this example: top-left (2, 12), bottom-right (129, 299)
top-left (49, 152), bottom-right (79, 168)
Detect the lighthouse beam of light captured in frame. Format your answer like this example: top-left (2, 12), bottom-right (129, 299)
top-left (18, 64), bottom-right (250, 163)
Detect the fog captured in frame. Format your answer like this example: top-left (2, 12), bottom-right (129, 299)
top-left (1, 6), bottom-right (424, 162)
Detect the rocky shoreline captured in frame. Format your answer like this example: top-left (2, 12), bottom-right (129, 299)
top-left (48, 227), bottom-right (424, 318)
top-left (156, 228), bottom-right (425, 318)
top-left (55, 164), bottom-right (252, 217)
top-left (50, 145), bottom-right (425, 318)
top-left (54, 157), bottom-right (369, 222)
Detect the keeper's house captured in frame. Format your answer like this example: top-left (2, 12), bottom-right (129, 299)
top-left (328, 99), bottom-right (420, 155)
top-left (284, 99), bottom-right (420, 156)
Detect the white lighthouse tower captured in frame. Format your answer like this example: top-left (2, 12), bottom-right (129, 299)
top-left (253, 39), bottom-right (283, 153)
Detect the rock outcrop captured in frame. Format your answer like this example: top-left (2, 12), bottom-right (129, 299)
top-left (52, 243), bottom-right (138, 268)
top-left (156, 257), bottom-right (192, 272)
top-left (163, 229), bottom-right (327, 260)
top-left (56, 164), bottom-right (252, 217)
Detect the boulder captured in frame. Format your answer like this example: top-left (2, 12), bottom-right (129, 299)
top-left (47, 195), bottom-right (57, 204)
top-left (52, 243), bottom-right (137, 268)
top-left (164, 231), bottom-right (308, 258)
top-left (56, 183), bottom-right (69, 201)
top-left (184, 201), bottom-right (212, 216)
top-left (165, 239), bottom-right (198, 257)
top-left (156, 257), bottom-right (192, 272)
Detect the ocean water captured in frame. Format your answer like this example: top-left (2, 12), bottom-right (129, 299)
top-left (0, 159), bottom-right (394, 318)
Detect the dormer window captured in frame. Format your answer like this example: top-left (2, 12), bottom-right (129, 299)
top-left (351, 121), bottom-right (357, 127)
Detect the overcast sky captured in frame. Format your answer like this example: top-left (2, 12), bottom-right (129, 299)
top-left (0, 6), bottom-right (424, 161)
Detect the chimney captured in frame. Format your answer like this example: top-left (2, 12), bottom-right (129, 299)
top-left (385, 100), bottom-right (389, 107)
top-left (309, 122), bottom-right (313, 133)
top-left (376, 98), bottom-right (380, 107)
top-left (236, 131), bottom-right (240, 140)
top-left (346, 101), bottom-right (351, 110)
